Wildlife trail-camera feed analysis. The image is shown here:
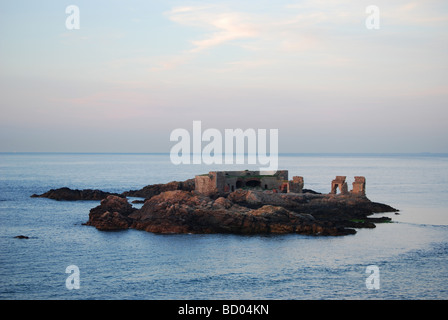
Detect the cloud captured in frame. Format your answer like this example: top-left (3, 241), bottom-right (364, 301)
top-left (136, 1), bottom-right (448, 82)
top-left (167, 5), bottom-right (259, 53)
top-left (159, 4), bottom-right (324, 71)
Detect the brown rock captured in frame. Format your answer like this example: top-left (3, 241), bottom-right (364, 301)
top-left (122, 179), bottom-right (195, 200)
top-left (84, 195), bottom-right (136, 231)
top-left (82, 186), bottom-right (396, 236)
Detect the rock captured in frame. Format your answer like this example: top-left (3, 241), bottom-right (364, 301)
top-left (129, 190), bottom-right (237, 234)
top-left (14, 235), bottom-right (29, 239)
top-left (366, 216), bottom-right (392, 223)
top-left (31, 187), bottom-right (122, 201)
top-left (227, 190), bottom-right (398, 220)
top-left (122, 179), bottom-right (195, 200)
top-left (35, 177), bottom-right (398, 237)
top-left (302, 189), bottom-right (321, 194)
top-left (345, 220), bottom-right (376, 229)
top-left (212, 197), bottom-right (233, 209)
top-left (83, 195), bottom-right (136, 231)
top-left (84, 190), bottom-right (362, 236)
top-left (31, 179), bottom-right (195, 202)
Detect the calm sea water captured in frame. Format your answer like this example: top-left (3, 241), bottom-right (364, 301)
top-left (0, 153), bottom-right (447, 300)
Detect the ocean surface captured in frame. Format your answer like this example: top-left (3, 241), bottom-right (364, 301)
top-left (0, 153), bottom-right (447, 300)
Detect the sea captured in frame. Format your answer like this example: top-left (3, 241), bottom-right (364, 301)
top-left (0, 153), bottom-right (447, 300)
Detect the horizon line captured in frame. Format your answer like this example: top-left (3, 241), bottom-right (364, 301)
top-left (1, 152), bottom-right (447, 156)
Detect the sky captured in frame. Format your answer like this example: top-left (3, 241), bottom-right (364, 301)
top-left (0, 0), bottom-right (447, 153)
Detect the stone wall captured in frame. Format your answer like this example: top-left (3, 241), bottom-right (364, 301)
top-left (195, 174), bottom-right (218, 196)
top-left (195, 170), bottom-right (291, 195)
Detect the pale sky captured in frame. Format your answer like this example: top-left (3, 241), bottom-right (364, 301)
top-left (0, 0), bottom-right (447, 153)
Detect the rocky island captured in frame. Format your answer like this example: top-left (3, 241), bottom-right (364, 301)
top-left (31, 170), bottom-right (398, 236)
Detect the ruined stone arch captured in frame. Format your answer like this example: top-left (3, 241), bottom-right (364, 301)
top-left (245, 179), bottom-right (261, 188)
top-left (331, 176), bottom-right (348, 194)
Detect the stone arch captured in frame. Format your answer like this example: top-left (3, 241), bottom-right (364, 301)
top-left (331, 176), bottom-right (348, 194)
top-left (245, 179), bottom-right (261, 188)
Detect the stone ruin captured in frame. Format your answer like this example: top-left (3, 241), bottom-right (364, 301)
top-left (352, 176), bottom-right (366, 195)
top-left (330, 176), bottom-right (366, 196)
top-left (195, 170), bottom-right (366, 197)
top-left (195, 170), bottom-right (303, 196)
top-left (331, 176), bottom-right (349, 195)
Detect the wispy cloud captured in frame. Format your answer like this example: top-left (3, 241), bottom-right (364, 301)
top-left (160, 4), bottom-right (324, 70)
top-left (167, 5), bottom-right (259, 53)
top-left (88, 0), bottom-right (448, 87)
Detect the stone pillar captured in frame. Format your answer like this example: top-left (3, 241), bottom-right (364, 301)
top-left (351, 176), bottom-right (366, 196)
top-left (340, 182), bottom-right (348, 194)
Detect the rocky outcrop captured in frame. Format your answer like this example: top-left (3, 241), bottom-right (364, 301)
top-left (122, 179), bottom-right (195, 200)
top-left (30, 179), bottom-right (195, 202)
top-left (84, 195), bottom-right (136, 231)
top-left (31, 187), bottom-right (122, 201)
top-left (227, 189), bottom-right (397, 222)
top-left (128, 190), bottom-right (328, 234)
top-left (14, 235), bottom-right (29, 239)
top-left (33, 177), bottom-right (398, 236)
top-left (84, 189), bottom-right (397, 236)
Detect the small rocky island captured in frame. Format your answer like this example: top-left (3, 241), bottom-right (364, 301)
top-left (32, 170), bottom-right (398, 236)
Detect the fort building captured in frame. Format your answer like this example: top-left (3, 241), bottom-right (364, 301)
top-left (195, 170), bottom-right (366, 197)
top-left (195, 170), bottom-right (303, 196)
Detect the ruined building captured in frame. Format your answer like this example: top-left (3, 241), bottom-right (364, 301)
top-left (330, 176), bottom-right (366, 196)
top-left (195, 170), bottom-right (366, 197)
top-left (195, 170), bottom-right (303, 196)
